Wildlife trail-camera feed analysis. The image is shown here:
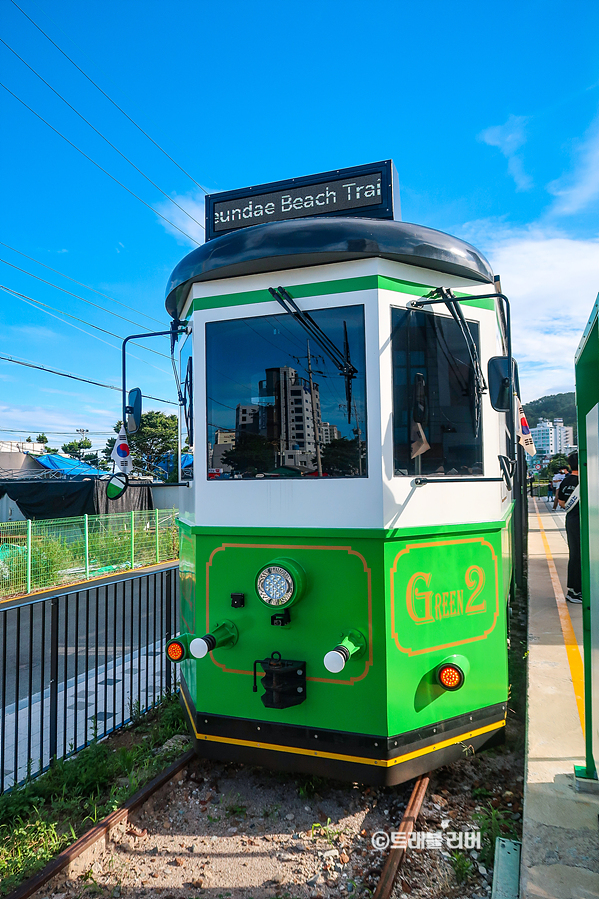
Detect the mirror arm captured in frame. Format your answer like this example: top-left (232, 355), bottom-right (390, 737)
top-left (121, 320), bottom-right (186, 433)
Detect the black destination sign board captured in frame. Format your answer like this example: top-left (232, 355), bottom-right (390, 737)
top-left (205, 161), bottom-right (399, 241)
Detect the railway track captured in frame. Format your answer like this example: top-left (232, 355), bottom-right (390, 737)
top-left (8, 735), bottom-right (521, 899)
top-left (9, 751), bottom-right (431, 899)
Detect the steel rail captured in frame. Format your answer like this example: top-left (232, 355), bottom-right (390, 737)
top-left (6, 749), bottom-right (195, 899)
top-left (372, 774), bottom-right (430, 899)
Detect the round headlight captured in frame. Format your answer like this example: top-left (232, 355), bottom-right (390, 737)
top-left (257, 565), bottom-right (295, 606)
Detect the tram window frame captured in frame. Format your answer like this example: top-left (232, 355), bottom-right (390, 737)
top-left (179, 330), bottom-right (194, 481)
top-left (205, 304), bottom-right (368, 481)
top-left (391, 306), bottom-right (484, 478)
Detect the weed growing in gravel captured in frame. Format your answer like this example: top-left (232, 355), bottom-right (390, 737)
top-left (472, 785), bottom-right (493, 799)
top-left (311, 816), bottom-right (341, 844)
top-left (261, 803), bottom-right (280, 818)
top-left (0, 692), bottom-right (187, 896)
top-left (474, 803), bottom-right (518, 867)
top-left (296, 774), bottom-right (328, 798)
top-left (450, 850), bottom-right (473, 883)
top-left (226, 800), bottom-right (248, 818)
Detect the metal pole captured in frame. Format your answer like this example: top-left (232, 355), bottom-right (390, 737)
top-left (165, 569), bottom-right (172, 695)
top-left (26, 519), bottom-right (32, 594)
top-left (155, 508), bottom-right (160, 563)
top-left (84, 514), bottom-right (89, 579)
top-left (130, 510), bottom-right (135, 570)
top-left (49, 596), bottom-right (58, 763)
top-left (307, 340), bottom-right (323, 477)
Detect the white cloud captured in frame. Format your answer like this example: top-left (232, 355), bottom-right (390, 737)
top-left (11, 325), bottom-right (63, 341)
top-left (458, 221), bottom-right (599, 401)
top-left (154, 191), bottom-right (206, 247)
top-left (546, 114), bottom-right (599, 215)
top-left (478, 115), bottom-right (533, 191)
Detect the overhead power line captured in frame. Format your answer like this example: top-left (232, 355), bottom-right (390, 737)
top-left (1, 257), bottom-right (157, 332)
top-left (0, 38), bottom-right (205, 232)
top-left (9, 0), bottom-right (209, 195)
top-left (0, 241), bottom-right (163, 326)
top-left (0, 82), bottom-right (201, 246)
top-left (0, 284), bottom-right (171, 364)
top-left (0, 427), bottom-right (116, 436)
top-left (0, 352), bottom-right (177, 404)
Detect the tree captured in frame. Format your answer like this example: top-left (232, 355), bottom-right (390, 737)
top-left (320, 437), bottom-right (363, 475)
top-left (62, 437), bottom-right (92, 459)
top-left (36, 433), bottom-right (48, 444)
top-left (26, 436), bottom-right (32, 443)
top-left (44, 446), bottom-right (60, 454)
top-left (103, 411), bottom-right (178, 478)
top-left (542, 453), bottom-right (570, 480)
top-left (221, 433), bottom-right (276, 474)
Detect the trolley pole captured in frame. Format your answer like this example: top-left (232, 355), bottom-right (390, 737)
top-left (307, 340), bottom-right (323, 477)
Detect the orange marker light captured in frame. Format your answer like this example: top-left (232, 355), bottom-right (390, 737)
top-left (437, 664), bottom-right (464, 691)
top-left (167, 640), bottom-right (185, 662)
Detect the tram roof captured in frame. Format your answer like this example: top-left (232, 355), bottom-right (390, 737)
top-left (165, 217), bottom-right (494, 319)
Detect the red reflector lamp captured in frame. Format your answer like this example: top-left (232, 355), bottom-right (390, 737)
top-left (437, 663), bottom-right (464, 691)
top-left (166, 640), bottom-right (185, 662)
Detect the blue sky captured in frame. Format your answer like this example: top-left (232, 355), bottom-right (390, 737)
top-left (1, 0), bottom-right (599, 452)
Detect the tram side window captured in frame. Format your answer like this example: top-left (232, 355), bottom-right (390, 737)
top-left (179, 332), bottom-right (193, 480)
top-left (206, 305), bottom-right (367, 480)
top-left (391, 308), bottom-right (483, 477)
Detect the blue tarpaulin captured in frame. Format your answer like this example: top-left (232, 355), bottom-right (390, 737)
top-left (34, 454), bottom-right (105, 478)
top-left (154, 453), bottom-right (193, 478)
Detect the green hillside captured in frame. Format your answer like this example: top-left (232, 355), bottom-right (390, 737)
top-left (523, 392), bottom-right (576, 438)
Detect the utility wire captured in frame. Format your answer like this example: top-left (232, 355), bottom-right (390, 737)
top-left (9, 0), bottom-right (210, 195)
top-left (0, 240), bottom-right (163, 326)
top-left (0, 427), bottom-right (117, 435)
top-left (1, 285), bottom-right (170, 374)
top-left (0, 257), bottom-right (159, 333)
top-left (0, 352), bottom-right (176, 404)
top-left (0, 38), bottom-right (205, 232)
top-left (0, 82), bottom-right (201, 246)
top-left (0, 284), bottom-right (171, 362)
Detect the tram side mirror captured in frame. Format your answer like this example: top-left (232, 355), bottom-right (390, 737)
top-left (488, 357), bottom-right (512, 411)
top-left (106, 472), bottom-right (128, 501)
top-left (125, 387), bottom-right (142, 434)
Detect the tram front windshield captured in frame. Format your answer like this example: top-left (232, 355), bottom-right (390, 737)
top-left (206, 305), bottom-right (367, 480)
top-left (392, 307), bottom-right (483, 477)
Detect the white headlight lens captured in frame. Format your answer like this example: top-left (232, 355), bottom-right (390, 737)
top-left (190, 637), bottom-right (209, 658)
top-left (257, 565), bottom-right (295, 606)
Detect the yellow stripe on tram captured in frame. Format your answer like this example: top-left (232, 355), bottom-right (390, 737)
top-left (533, 497), bottom-right (585, 734)
top-left (180, 689), bottom-right (504, 769)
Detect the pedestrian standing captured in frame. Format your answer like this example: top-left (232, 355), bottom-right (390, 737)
top-left (558, 452), bottom-right (581, 603)
top-left (552, 467), bottom-right (569, 510)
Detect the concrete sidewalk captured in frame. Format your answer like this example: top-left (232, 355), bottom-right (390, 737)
top-left (520, 497), bottom-right (599, 898)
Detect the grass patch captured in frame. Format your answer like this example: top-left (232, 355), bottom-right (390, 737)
top-left (473, 803), bottom-right (518, 867)
top-left (0, 693), bottom-right (187, 895)
top-left (450, 850), bottom-right (473, 884)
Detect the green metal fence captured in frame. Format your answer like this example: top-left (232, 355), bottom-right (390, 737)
top-left (0, 509), bottom-right (179, 598)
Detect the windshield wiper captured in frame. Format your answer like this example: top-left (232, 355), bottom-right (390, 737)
top-left (269, 286), bottom-right (357, 422)
top-left (413, 286), bottom-right (487, 438)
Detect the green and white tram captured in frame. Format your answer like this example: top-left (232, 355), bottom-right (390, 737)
top-left (157, 162), bottom-right (517, 785)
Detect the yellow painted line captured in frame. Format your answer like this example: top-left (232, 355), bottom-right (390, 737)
top-left (180, 689), bottom-right (504, 769)
top-left (533, 497), bottom-right (585, 734)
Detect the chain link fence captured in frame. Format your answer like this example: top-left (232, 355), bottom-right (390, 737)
top-left (0, 510), bottom-right (179, 599)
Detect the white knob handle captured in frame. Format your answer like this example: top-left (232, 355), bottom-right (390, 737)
top-left (190, 637), bottom-right (209, 659)
top-left (324, 650), bottom-right (346, 673)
